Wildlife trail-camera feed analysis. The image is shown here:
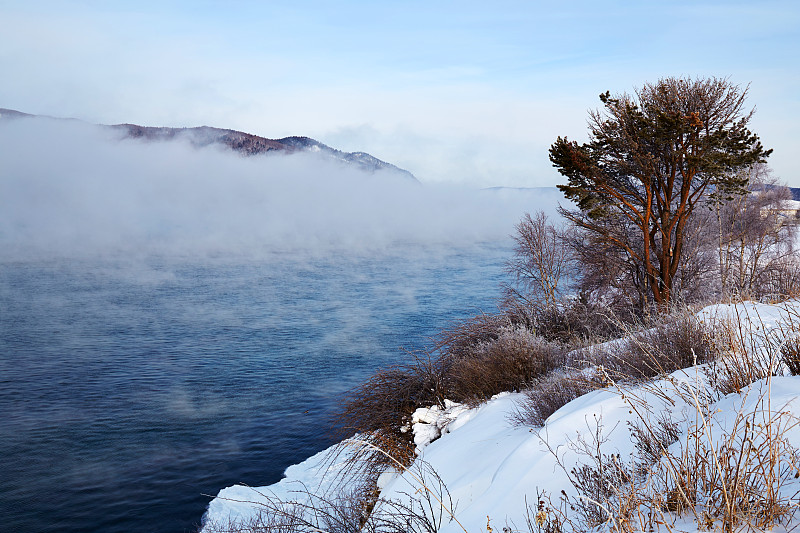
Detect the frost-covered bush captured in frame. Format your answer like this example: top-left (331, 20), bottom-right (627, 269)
top-left (444, 324), bottom-right (565, 405)
top-left (592, 312), bottom-right (714, 382)
top-left (512, 369), bottom-right (599, 427)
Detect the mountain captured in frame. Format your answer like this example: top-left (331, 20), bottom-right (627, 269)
top-left (0, 108), bottom-right (418, 182)
top-left (0, 108), bottom-right (32, 120)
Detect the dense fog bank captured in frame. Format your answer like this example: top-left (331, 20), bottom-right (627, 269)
top-left (0, 118), bottom-right (561, 261)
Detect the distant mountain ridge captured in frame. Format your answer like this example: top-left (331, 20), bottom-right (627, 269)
top-left (0, 108), bottom-right (417, 181)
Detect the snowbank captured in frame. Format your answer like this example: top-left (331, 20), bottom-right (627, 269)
top-left (379, 372), bottom-right (800, 532)
top-left (203, 446), bottom-right (346, 527)
top-left (203, 300), bottom-right (800, 532)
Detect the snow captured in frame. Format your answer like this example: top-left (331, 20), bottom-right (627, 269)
top-left (410, 399), bottom-right (472, 452)
top-left (378, 372), bottom-right (800, 532)
top-left (203, 446), bottom-right (339, 527)
top-left (202, 300), bottom-right (800, 532)
top-left (378, 380), bottom-right (680, 531)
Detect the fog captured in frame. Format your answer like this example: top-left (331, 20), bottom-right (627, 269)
top-left (0, 117), bottom-right (561, 261)
top-left (0, 116), bottom-right (566, 532)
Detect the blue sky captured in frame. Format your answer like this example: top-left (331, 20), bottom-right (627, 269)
top-left (1, 0), bottom-right (798, 186)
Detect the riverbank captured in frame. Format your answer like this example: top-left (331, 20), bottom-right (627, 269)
top-left (203, 300), bottom-right (800, 532)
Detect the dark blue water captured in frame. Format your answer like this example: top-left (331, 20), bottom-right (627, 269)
top-left (0, 244), bottom-right (509, 533)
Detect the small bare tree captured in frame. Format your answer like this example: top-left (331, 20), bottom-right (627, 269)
top-left (504, 211), bottom-right (573, 310)
top-left (715, 165), bottom-right (798, 298)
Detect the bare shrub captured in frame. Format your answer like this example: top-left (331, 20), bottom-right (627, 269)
top-left (563, 204), bottom-right (652, 311)
top-left (334, 316), bottom-right (564, 464)
top-left (512, 370), bottom-right (599, 427)
top-left (653, 391), bottom-right (800, 532)
top-left (503, 292), bottom-right (630, 345)
top-left (541, 415), bottom-right (641, 530)
top-left (445, 325), bottom-right (565, 404)
top-left (515, 309), bottom-right (716, 429)
top-left (333, 355), bottom-right (444, 468)
top-left (333, 309), bottom-right (565, 472)
top-left (703, 309), bottom-right (784, 396)
top-left (535, 298), bottom-right (622, 344)
top-left (518, 491), bottom-right (567, 533)
top-left (754, 255), bottom-right (800, 302)
top-left (707, 351), bottom-right (774, 397)
top-left (502, 209), bottom-right (638, 344)
top-left (504, 211), bottom-right (574, 310)
top-left (781, 336), bottom-right (800, 376)
top-left (434, 312), bottom-right (511, 359)
top-left (569, 458), bottom-right (633, 528)
top-left (591, 311), bottom-right (714, 383)
top-left (628, 413), bottom-right (681, 475)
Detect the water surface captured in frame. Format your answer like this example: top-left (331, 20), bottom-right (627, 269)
top-left (0, 244), bottom-right (509, 532)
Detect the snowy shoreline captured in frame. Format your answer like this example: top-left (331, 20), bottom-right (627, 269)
top-left (203, 301), bottom-right (800, 532)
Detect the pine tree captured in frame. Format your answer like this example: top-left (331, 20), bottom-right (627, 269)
top-left (550, 77), bottom-right (771, 308)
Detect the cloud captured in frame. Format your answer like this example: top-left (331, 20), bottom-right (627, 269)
top-left (2, 3), bottom-right (797, 186)
top-left (0, 117), bottom-right (562, 261)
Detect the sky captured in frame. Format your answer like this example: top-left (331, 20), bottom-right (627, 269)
top-left (1, 0), bottom-right (798, 187)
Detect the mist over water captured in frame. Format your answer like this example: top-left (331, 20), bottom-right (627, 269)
top-left (0, 117), bottom-right (559, 532)
top-left (0, 117), bottom-right (558, 261)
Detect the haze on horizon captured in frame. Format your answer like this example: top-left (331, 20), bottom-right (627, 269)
top-left (0, 116), bottom-right (565, 260)
top-left (1, 0), bottom-right (798, 187)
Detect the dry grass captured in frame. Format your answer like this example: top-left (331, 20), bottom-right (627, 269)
top-left (513, 310), bottom-right (715, 429)
top-left (535, 367), bottom-right (800, 533)
top-left (628, 412), bottom-right (681, 476)
top-left (782, 336), bottom-right (800, 376)
top-left (646, 383), bottom-right (800, 533)
top-left (701, 307), bottom-right (792, 396)
top-left (589, 311), bottom-right (714, 383)
top-left (525, 305), bottom-right (800, 533)
top-left (202, 457), bottom-right (465, 533)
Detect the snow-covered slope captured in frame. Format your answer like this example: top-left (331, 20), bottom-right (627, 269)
top-left (378, 374), bottom-right (800, 532)
top-left (203, 300), bottom-right (800, 532)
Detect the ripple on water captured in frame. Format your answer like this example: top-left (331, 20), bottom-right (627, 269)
top-left (0, 245), bottom-right (508, 532)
